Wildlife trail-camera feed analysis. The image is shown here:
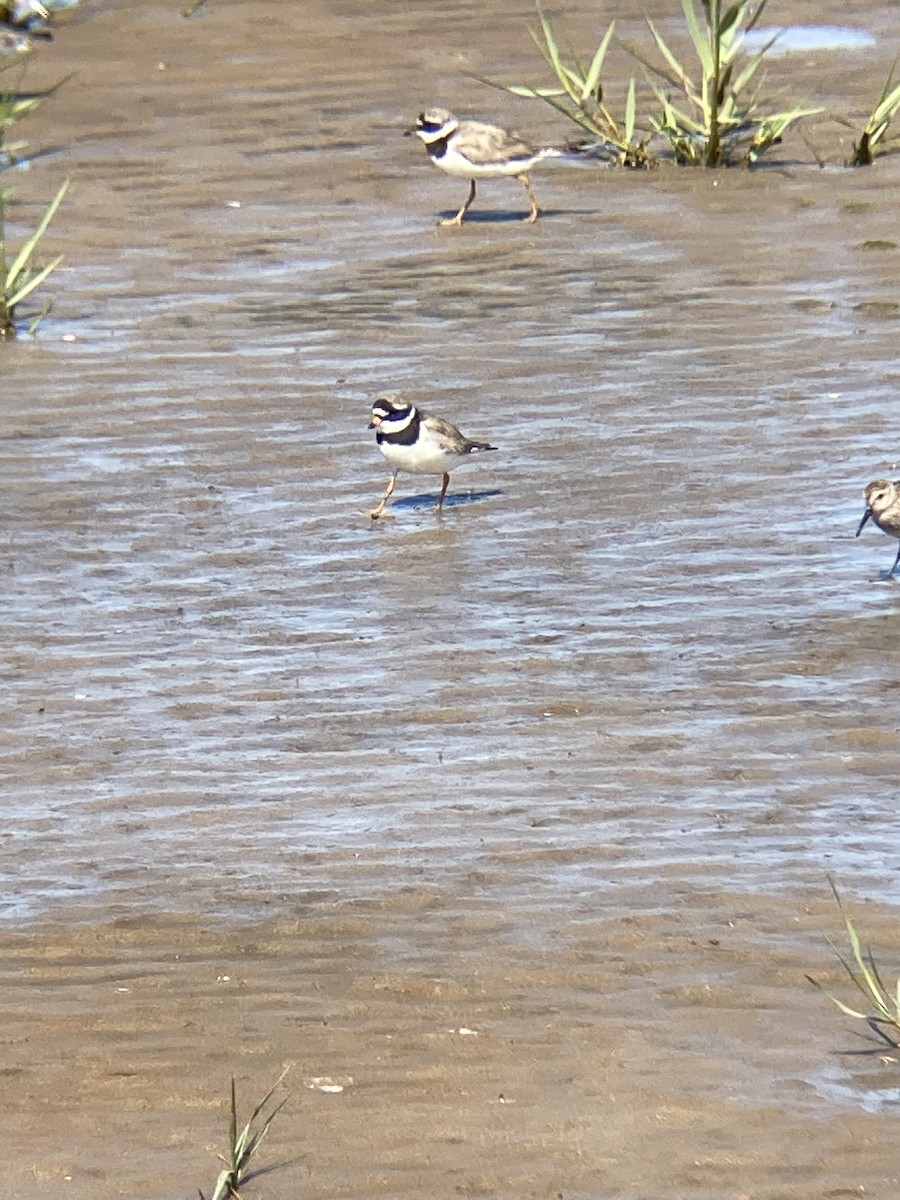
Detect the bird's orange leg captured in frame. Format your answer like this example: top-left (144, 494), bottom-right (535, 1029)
top-left (440, 180), bottom-right (477, 227)
top-left (437, 472), bottom-right (451, 512)
top-left (368, 474), bottom-right (397, 520)
top-left (516, 173), bottom-right (540, 223)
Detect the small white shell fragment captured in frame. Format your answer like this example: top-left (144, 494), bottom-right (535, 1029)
top-left (304, 1075), bottom-right (352, 1093)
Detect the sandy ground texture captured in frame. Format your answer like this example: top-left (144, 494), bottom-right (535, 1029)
top-left (3, 0), bottom-right (900, 1196)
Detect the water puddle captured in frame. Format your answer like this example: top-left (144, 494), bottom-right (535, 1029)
top-left (803, 1063), bottom-right (900, 1114)
top-left (742, 25), bottom-right (877, 55)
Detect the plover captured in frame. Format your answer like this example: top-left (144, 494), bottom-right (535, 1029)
top-left (367, 393), bottom-right (497, 520)
top-left (857, 478), bottom-right (900, 574)
top-left (411, 107), bottom-right (561, 225)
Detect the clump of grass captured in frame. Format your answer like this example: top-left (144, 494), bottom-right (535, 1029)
top-left (632, 0), bottom-right (821, 165)
top-left (477, 3), bottom-right (655, 168)
top-left (0, 59), bottom-right (70, 335)
top-left (0, 175), bottom-right (68, 336)
top-left (807, 880), bottom-right (900, 1053)
top-left (200, 1068), bottom-right (290, 1200)
top-left (850, 58), bottom-right (900, 165)
top-left (482, 0), bottom-right (820, 169)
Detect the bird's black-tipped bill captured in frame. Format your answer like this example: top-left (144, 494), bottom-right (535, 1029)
top-left (856, 507), bottom-right (873, 537)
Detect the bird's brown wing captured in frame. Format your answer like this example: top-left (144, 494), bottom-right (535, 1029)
top-left (453, 120), bottom-right (536, 164)
top-left (422, 414), bottom-right (472, 454)
top-left (423, 414), bottom-right (496, 455)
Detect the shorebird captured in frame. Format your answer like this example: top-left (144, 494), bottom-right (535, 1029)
top-left (367, 393), bottom-right (497, 519)
top-left (857, 478), bottom-right (900, 574)
top-left (411, 107), bottom-right (562, 225)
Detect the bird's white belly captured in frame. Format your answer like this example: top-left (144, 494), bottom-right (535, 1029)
top-left (436, 144), bottom-right (536, 179)
top-left (378, 438), bottom-right (470, 476)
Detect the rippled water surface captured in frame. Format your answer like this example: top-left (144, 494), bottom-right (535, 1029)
top-left (2, 0), bottom-right (900, 926)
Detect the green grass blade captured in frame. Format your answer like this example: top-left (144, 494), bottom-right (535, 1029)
top-left (681, 0), bottom-right (714, 77)
top-left (718, 1), bottom-right (745, 39)
top-left (729, 51), bottom-right (766, 96)
top-left (559, 63), bottom-right (588, 94)
top-left (5, 176), bottom-right (68, 289)
top-left (626, 37), bottom-right (678, 89)
top-left (534, 4), bottom-right (579, 101)
top-left (647, 81), bottom-right (704, 133)
top-left (825, 994), bottom-right (870, 1020)
top-left (228, 1077), bottom-right (239, 1170)
top-left (580, 20), bottom-right (615, 101)
top-left (487, 81), bottom-right (568, 98)
top-left (241, 1095), bottom-right (289, 1166)
top-left (868, 79), bottom-right (900, 131)
top-left (806, 969), bottom-right (868, 1020)
top-left (743, 0), bottom-right (769, 35)
top-left (624, 75), bottom-right (636, 143)
top-left (513, 86), bottom-right (596, 135)
top-left (207, 1168), bottom-right (231, 1200)
top-left (5, 254), bottom-right (62, 308)
top-left (646, 20), bottom-right (693, 90)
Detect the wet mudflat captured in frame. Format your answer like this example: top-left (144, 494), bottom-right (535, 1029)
top-left (2, 0), bottom-right (900, 1196)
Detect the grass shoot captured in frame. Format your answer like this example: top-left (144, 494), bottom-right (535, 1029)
top-left (807, 880), bottom-right (900, 1053)
top-left (632, 0), bottom-right (821, 165)
top-left (850, 58), bottom-right (900, 165)
top-left (199, 1068), bottom-right (291, 1200)
top-left (476, 3), bottom-right (655, 168)
top-left (0, 175), bottom-right (68, 336)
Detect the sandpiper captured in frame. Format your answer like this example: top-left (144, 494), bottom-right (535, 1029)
top-left (856, 478), bottom-right (900, 574)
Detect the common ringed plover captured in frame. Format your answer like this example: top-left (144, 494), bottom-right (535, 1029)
top-left (367, 393), bottom-right (497, 520)
top-left (411, 107), bottom-right (562, 226)
top-left (856, 478), bottom-right (900, 574)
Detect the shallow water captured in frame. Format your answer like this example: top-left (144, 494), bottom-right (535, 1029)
top-left (743, 25), bottom-right (877, 54)
top-left (3, 0), bottom-right (900, 927)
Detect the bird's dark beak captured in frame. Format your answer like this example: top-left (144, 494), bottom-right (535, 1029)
top-left (368, 415), bottom-right (382, 429)
top-left (404, 128), bottom-right (415, 137)
top-left (856, 507), bottom-right (873, 537)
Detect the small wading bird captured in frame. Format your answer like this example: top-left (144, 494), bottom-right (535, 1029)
top-left (367, 393), bottom-right (497, 520)
top-left (410, 107), bottom-right (563, 226)
top-left (857, 478), bottom-right (900, 575)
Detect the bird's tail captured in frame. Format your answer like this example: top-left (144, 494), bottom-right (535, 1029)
top-left (558, 139), bottom-right (622, 164)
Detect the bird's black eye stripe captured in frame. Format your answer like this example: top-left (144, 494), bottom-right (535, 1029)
top-left (372, 403), bottom-right (411, 421)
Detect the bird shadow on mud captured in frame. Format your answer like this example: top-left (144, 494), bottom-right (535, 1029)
top-left (434, 207), bottom-right (587, 224)
top-left (391, 488), bottom-right (503, 511)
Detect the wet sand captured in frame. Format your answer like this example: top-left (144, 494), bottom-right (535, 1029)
top-left (3, 0), bottom-right (900, 1196)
